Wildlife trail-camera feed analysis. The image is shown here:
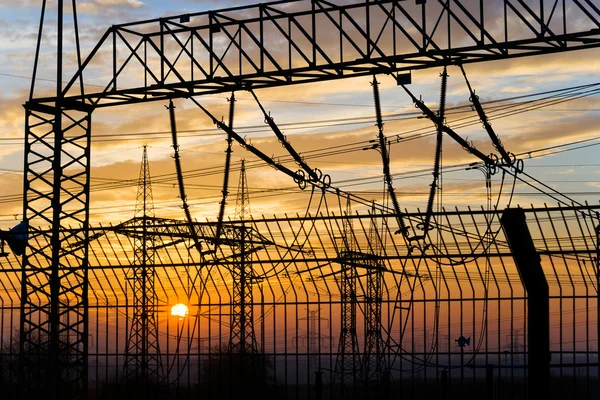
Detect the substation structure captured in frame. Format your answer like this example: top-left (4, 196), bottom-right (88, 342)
top-left (1, 205), bottom-right (599, 399)
top-left (1, 0), bottom-right (600, 399)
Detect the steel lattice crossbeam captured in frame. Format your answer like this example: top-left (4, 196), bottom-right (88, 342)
top-left (27, 0), bottom-right (600, 110)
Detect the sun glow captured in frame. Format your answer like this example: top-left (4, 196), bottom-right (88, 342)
top-left (171, 303), bottom-right (189, 319)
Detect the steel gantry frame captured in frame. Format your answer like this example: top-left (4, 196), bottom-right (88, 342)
top-left (28, 0), bottom-right (600, 109)
top-left (19, 0), bottom-right (600, 398)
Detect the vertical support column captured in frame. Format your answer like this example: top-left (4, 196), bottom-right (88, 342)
top-left (501, 208), bottom-right (549, 398)
top-left (20, 104), bottom-right (91, 399)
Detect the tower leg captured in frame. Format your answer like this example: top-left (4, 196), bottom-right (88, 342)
top-left (20, 105), bottom-right (91, 399)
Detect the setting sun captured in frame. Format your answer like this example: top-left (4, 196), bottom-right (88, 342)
top-left (170, 303), bottom-right (189, 319)
top-left (1, 1), bottom-right (599, 399)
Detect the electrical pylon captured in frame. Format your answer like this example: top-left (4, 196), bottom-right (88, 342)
top-left (299, 309), bottom-right (328, 355)
top-left (122, 145), bottom-right (164, 385)
top-left (298, 309), bottom-right (329, 383)
top-left (333, 195), bottom-right (361, 397)
top-left (228, 159), bottom-right (259, 354)
top-left (362, 204), bottom-right (388, 397)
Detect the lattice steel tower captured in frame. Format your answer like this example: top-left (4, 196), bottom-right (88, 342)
top-left (122, 146), bottom-right (164, 384)
top-left (362, 205), bottom-right (388, 395)
top-left (229, 159), bottom-right (259, 354)
top-left (19, 1), bottom-right (90, 398)
top-left (333, 195), bottom-right (361, 396)
top-left (298, 309), bottom-right (329, 383)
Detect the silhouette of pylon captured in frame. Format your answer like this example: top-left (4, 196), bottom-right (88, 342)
top-left (229, 159), bottom-right (259, 354)
top-left (122, 146), bottom-right (164, 385)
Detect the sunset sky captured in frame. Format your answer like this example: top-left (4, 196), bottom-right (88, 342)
top-left (1, 0), bottom-right (599, 232)
top-left (0, 4), bottom-right (597, 388)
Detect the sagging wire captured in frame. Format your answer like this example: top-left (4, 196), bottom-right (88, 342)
top-left (165, 239), bottom-right (237, 383)
top-left (384, 65), bottom-right (526, 372)
top-left (370, 75), bottom-right (409, 237)
top-left (165, 244), bottom-right (198, 381)
top-left (384, 252), bottom-right (434, 373)
top-left (165, 93), bottom-right (329, 376)
top-left (168, 98), bottom-right (242, 384)
top-left (392, 83), bottom-right (522, 363)
top-left (361, 71), bottom-right (438, 372)
top-left (253, 185), bottom-right (325, 280)
top-left (377, 69), bottom-right (450, 373)
top-left (315, 171), bottom-right (434, 373)
top-left (253, 194), bottom-right (332, 324)
top-left (168, 99), bottom-right (203, 255)
top-left (189, 96), bottom-right (411, 218)
top-left (214, 92), bottom-right (236, 250)
top-left (427, 168), bottom-right (516, 267)
top-left (398, 64), bottom-right (526, 265)
top-left (239, 89), bottom-right (333, 278)
top-left (168, 98), bottom-right (266, 371)
top-left (415, 66), bottom-right (448, 241)
top-left (385, 239), bottom-right (501, 370)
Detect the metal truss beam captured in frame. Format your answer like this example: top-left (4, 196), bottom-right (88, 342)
top-left (27, 0), bottom-right (600, 110)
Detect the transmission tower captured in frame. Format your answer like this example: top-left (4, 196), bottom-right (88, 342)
top-left (122, 146), bottom-right (164, 385)
top-left (300, 310), bottom-right (328, 354)
top-left (333, 195), bottom-right (361, 397)
top-left (362, 205), bottom-right (388, 396)
top-left (228, 159), bottom-right (259, 354)
top-left (298, 309), bottom-right (329, 383)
